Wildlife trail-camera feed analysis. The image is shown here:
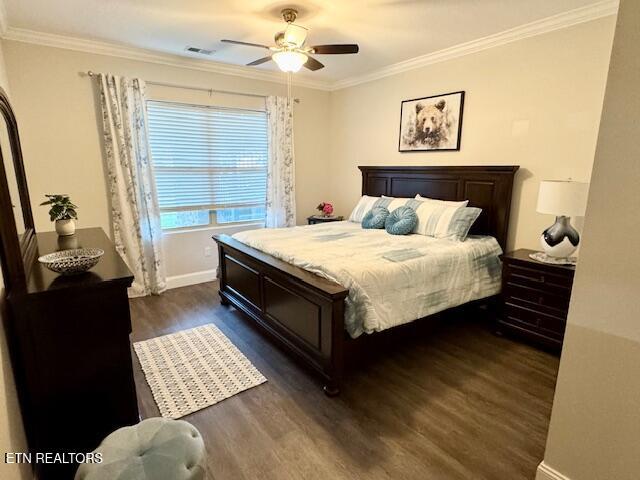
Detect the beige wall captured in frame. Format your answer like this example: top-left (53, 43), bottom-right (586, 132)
top-left (2, 41), bottom-right (332, 232)
top-left (328, 17), bottom-right (615, 251)
top-left (0, 17), bottom-right (617, 282)
top-left (538, 1), bottom-right (640, 479)
top-left (1, 41), bottom-right (331, 280)
top-left (0, 40), bottom-right (31, 480)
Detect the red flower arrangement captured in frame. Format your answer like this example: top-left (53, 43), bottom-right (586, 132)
top-left (316, 202), bottom-right (334, 216)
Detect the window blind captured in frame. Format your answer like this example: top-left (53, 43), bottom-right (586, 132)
top-left (147, 101), bottom-right (268, 213)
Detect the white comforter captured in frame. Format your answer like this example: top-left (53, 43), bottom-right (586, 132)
top-left (233, 222), bottom-right (502, 338)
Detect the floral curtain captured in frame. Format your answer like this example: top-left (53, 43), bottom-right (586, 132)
top-left (97, 74), bottom-right (166, 297)
top-left (265, 96), bottom-right (296, 228)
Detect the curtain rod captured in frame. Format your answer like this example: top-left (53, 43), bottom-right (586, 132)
top-left (82, 70), bottom-right (300, 103)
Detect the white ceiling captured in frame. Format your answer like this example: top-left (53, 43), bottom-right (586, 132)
top-left (2, 0), bottom-right (613, 86)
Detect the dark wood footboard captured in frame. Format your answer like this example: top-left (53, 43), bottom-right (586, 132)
top-left (213, 234), bottom-right (349, 395)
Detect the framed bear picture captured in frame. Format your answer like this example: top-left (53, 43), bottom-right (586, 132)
top-left (398, 91), bottom-right (465, 152)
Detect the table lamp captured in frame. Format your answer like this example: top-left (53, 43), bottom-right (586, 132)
top-left (532, 180), bottom-right (589, 265)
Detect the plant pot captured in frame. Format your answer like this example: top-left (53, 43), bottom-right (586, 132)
top-left (57, 234), bottom-right (79, 250)
top-left (55, 219), bottom-right (76, 236)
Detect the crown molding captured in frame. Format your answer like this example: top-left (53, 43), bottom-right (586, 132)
top-left (1, 27), bottom-right (333, 91)
top-left (330, 0), bottom-right (619, 91)
top-left (0, 0), bottom-right (618, 92)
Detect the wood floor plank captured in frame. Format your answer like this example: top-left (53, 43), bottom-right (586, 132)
top-left (129, 281), bottom-right (559, 480)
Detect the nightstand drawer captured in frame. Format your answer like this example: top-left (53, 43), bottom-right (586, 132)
top-left (503, 303), bottom-right (566, 338)
top-left (500, 249), bottom-right (575, 349)
top-left (505, 263), bottom-right (572, 291)
top-left (307, 216), bottom-right (344, 225)
top-left (504, 283), bottom-right (571, 314)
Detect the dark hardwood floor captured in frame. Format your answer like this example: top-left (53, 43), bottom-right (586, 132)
top-left (129, 282), bottom-right (559, 480)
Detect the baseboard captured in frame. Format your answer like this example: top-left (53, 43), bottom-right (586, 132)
top-left (166, 269), bottom-right (217, 290)
top-left (537, 461), bottom-right (571, 480)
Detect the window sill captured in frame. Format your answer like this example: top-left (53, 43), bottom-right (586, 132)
top-left (161, 222), bottom-right (264, 236)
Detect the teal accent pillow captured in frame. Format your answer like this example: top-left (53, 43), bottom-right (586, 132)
top-left (362, 207), bottom-right (389, 229)
top-left (385, 206), bottom-right (418, 235)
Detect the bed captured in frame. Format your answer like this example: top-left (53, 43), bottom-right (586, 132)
top-left (232, 222), bottom-right (504, 339)
top-left (213, 165), bottom-right (519, 395)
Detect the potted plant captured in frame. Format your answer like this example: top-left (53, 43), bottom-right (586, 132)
top-left (316, 202), bottom-right (334, 217)
top-left (40, 194), bottom-right (78, 236)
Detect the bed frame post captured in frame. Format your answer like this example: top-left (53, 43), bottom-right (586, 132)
top-left (216, 242), bottom-right (230, 306)
top-left (323, 298), bottom-right (345, 396)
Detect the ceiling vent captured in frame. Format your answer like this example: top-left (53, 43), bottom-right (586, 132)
top-left (185, 46), bottom-right (215, 56)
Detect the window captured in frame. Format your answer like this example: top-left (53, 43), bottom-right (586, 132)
top-left (147, 101), bottom-right (268, 229)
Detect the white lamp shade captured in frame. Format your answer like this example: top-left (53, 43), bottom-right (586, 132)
top-left (283, 24), bottom-right (308, 47)
top-left (536, 180), bottom-right (589, 217)
top-left (272, 51), bottom-right (308, 72)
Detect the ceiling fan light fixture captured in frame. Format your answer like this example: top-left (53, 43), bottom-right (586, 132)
top-left (223, 7), bottom-right (358, 74)
top-left (272, 50), bottom-right (308, 72)
top-left (283, 24), bottom-right (308, 47)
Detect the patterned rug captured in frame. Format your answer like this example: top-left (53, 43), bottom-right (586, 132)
top-left (133, 324), bottom-right (267, 418)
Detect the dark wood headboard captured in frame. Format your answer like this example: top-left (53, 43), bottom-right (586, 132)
top-left (359, 165), bottom-right (519, 250)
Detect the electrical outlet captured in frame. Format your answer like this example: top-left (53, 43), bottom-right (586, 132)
top-left (204, 246), bottom-right (213, 257)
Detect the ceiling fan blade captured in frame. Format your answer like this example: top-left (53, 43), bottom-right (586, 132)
top-left (247, 56), bottom-right (272, 66)
top-left (303, 56), bottom-right (324, 71)
top-left (221, 39), bottom-right (271, 50)
top-left (311, 44), bottom-right (359, 55)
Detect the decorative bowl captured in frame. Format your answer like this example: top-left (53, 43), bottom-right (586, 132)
top-left (38, 248), bottom-right (104, 275)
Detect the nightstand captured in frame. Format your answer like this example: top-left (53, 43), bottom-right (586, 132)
top-left (307, 215), bottom-right (344, 225)
top-left (499, 248), bottom-right (575, 349)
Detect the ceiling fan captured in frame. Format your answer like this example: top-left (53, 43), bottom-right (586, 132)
top-left (221, 8), bottom-right (359, 73)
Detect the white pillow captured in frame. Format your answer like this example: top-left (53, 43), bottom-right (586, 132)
top-left (350, 195), bottom-right (412, 222)
top-left (349, 195), bottom-right (380, 223)
top-left (415, 194), bottom-right (468, 207)
top-left (410, 199), bottom-right (481, 241)
top-left (380, 196), bottom-right (411, 211)
top-left (386, 197), bottom-right (411, 212)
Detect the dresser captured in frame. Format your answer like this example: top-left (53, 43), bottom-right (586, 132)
top-left (499, 249), bottom-right (575, 349)
top-left (7, 228), bottom-right (139, 479)
top-left (0, 89), bottom-right (139, 479)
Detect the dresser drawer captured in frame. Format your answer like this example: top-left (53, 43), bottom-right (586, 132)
top-left (505, 263), bottom-right (573, 291)
top-left (504, 283), bottom-right (571, 314)
top-left (500, 250), bottom-right (575, 349)
top-left (503, 303), bottom-right (566, 339)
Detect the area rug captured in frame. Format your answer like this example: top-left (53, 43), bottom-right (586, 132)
top-left (133, 324), bottom-right (267, 418)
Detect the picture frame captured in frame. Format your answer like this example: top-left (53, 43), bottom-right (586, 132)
top-left (398, 90), bottom-right (465, 152)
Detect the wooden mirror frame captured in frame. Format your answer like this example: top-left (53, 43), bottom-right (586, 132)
top-left (0, 87), bottom-right (36, 293)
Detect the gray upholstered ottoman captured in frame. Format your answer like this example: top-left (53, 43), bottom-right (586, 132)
top-left (75, 418), bottom-right (205, 480)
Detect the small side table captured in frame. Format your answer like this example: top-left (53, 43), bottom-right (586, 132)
top-left (499, 248), bottom-right (575, 349)
top-left (307, 215), bottom-right (344, 225)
